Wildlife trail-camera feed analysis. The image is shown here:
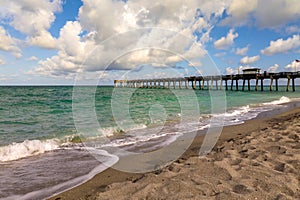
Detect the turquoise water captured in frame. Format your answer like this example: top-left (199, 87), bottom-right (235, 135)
top-left (1, 86), bottom-right (300, 148)
top-left (0, 86), bottom-right (299, 146)
top-left (0, 86), bottom-right (299, 199)
top-left (0, 86), bottom-right (74, 146)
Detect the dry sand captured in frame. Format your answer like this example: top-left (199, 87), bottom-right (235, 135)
top-left (51, 107), bottom-right (300, 200)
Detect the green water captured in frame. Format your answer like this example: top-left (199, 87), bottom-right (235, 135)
top-left (0, 86), bottom-right (299, 147)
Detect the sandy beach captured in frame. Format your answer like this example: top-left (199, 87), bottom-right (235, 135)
top-left (51, 105), bottom-right (300, 200)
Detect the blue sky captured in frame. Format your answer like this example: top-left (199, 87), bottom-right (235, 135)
top-left (0, 0), bottom-right (300, 85)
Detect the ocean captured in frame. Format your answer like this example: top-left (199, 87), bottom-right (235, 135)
top-left (0, 86), bottom-right (299, 199)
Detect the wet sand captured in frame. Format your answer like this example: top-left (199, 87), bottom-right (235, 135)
top-left (50, 106), bottom-right (300, 200)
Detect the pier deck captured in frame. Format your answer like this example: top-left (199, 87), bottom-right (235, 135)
top-left (114, 71), bottom-right (300, 92)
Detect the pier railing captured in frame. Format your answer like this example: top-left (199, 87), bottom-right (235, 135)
top-left (114, 71), bottom-right (300, 92)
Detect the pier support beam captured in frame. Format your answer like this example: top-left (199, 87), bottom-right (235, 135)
top-left (261, 79), bottom-right (264, 91)
top-left (242, 79), bottom-right (245, 91)
top-left (247, 79), bottom-right (250, 91)
top-left (201, 80), bottom-right (204, 90)
top-left (220, 79), bottom-right (223, 90)
top-left (275, 79), bottom-right (278, 91)
top-left (286, 76), bottom-right (290, 92)
top-left (192, 79), bottom-right (196, 90)
top-left (242, 79), bottom-right (246, 91)
top-left (236, 79), bottom-right (239, 91)
top-left (225, 80), bottom-right (228, 91)
top-left (255, 78), bottom-right (259, 91)
top-left (270, 76), bottom-right (273, 91)
top-left (292, 78), bottom-right (295, 92)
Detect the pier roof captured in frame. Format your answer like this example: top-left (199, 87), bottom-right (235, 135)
top-left (242, 68), bottom-right (261, 72)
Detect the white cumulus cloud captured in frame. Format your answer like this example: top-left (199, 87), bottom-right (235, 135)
top-left (285, 60), bottom-right (300, 72)
top-left (221, 0), bottom-right (257, 26)
top-left (28, 0), bottom-right (300, 79)
top-left (226, 67), bottom-right (237, 75)
top-left (27, 56), bottom-right (38, 61)
top-left (32, 0), bottom-right (230, 78)
top-left (261, 35), bottom-right (300, 55)
top-left (226, 66), bottom-right (244, 75)
top-left (214, 29), bottom-right (238, 50)
top-left (0, 0), bottom-right (62, 49)
top-left (0, 26), bottom-right (22, 58)
top-left (240, 55), bottom-right (260, 65)
top-left (222, 0), bottom-right (300, 29)
top-left (255, 0), bottom-right (300, 28)
top-left (235, 45), bottom-right (249, 55)
top-left (268, 64), bottom-right (279, 72)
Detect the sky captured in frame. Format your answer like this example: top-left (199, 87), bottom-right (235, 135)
top-left (0, 0), bottom-right (300, 85)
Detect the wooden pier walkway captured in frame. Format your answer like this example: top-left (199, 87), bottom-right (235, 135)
top-left (114, 71), bottom-right (300, 92)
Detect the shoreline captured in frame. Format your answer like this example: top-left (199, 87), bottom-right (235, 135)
top-left (49, 101), bottom-right (300, 200)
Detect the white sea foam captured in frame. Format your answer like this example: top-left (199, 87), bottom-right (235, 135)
top-left (98, 127), bottom-right (118, 137)
top-left (103, 105), bottom-right (259, 148)
top-left (224, 105), bottom-right (251, 117)
top-left (0, 139), bottom-right (60, 162)
top-left (97, 123), bottom-right (148, 138)
top-left (0, 123), bottom-right (149, 162)
top-left (263, 96), bottom-right (291, 106)
top-left (208, 105), bottom-right (253, 125)
top-left (212, 96), bottom-right (293, 126)
top-left (101, 125), bottom-right (180, 148)
top-left (101, 132), bottom-right (169, 148)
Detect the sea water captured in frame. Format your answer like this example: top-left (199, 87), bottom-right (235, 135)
top-left (0, 86), bottom-right (299, 199)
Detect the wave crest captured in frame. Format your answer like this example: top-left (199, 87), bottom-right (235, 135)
top-left (263, 96), bottom-right (290, 105)
top-left (0, 139), bottom-right (60, 162)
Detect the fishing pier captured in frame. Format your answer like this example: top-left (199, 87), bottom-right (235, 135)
top-left (114, 69), bottom-right (300, 92)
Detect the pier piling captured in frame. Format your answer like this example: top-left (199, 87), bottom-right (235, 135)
top-left (292, 78), bottom-right (295, 92)
top-left (287, 76), bottom-right (290, 92)
top-left (242, 79), bottom-right (245, 91)
top-left (270, 76), bottom-right (273, 91)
